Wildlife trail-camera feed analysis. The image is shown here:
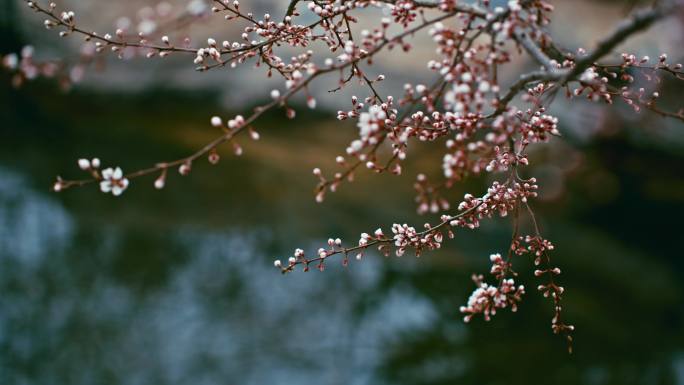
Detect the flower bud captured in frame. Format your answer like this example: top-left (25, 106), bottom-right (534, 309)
top-left (211, 116), bottom-right (222, 127)
top-left (78, 158), bottom-right (90, 170)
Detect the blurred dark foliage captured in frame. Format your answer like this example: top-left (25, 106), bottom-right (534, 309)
top-left (0, 0), bottom-right (22, 54)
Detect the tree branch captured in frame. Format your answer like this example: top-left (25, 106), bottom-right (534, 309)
top-left (563, 4), bottom-right (674, 82)
top-left (497, 2), bottom-right (679, 116)
top-left (513, 30), bottom-right (559, 73)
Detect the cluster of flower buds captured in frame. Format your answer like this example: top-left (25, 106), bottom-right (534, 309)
top-left (353, 104), bottom-right (387, 153)
top-left (194, 40), bottom-right (223, 65)
top-left (486, 146), bottom-right (528, 173)
top-left (390, 0), bottom-right (419, 27)
top-left (16, 0), bottom-right (684, 351)
top-left (523, 235), bottom-right (555, 263)
top-left (568, 52), bottom-right (684, 120)
top-left (518, 109), bottom-right (560, 143)
top-left (53, 158), bottom-right (129, 196)
top-left (391, 223), bottom-right (444, 257)
top-left (489, 253), bottom-right (510, 280)
top-left (276, 188), bottom-right (503, 273)
top-left (534, 250), bottom-right (574, 343)
top-left (460, 274), bottom-right (526, 322)
top-left (481, 179), bottom-right (538, 217)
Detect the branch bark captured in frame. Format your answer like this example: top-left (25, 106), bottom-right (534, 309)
top-left (500, 2), bottom-right (678, 114)
top-left (563, 4), bottom-right (675, 82)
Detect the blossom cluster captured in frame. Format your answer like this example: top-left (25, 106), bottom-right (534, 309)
top-left (460, 273), bottom-right (525, 323)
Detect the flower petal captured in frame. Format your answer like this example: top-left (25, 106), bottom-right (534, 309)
top-left (113, 167), bottom-right (123, 180)
top-left (102, 168), bottom-right (113, 180)
top-left (100, 181), bottom-right (112, 193)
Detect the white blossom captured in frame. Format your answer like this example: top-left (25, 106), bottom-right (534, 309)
top-left (357, 105), bottom-right (386, 140)
top-left (99, 167), bottom-right (129, 196)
